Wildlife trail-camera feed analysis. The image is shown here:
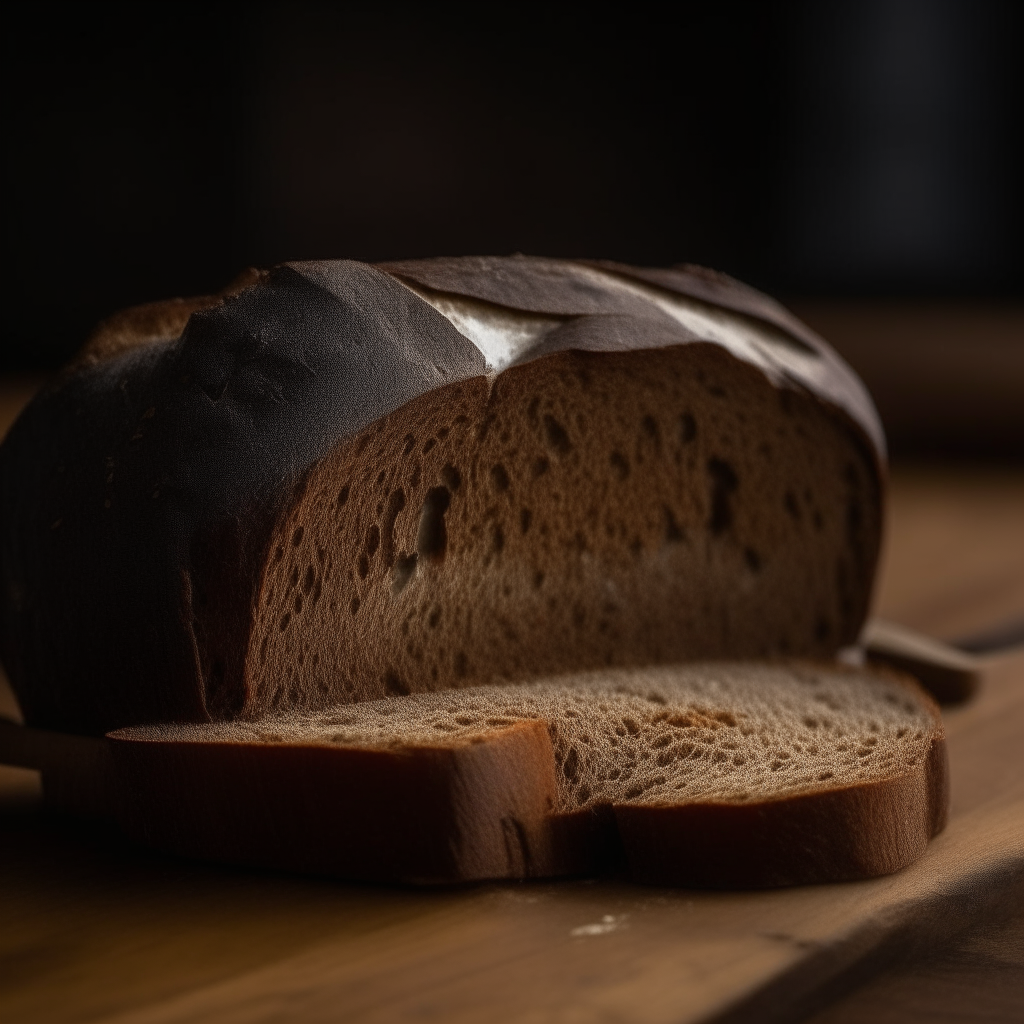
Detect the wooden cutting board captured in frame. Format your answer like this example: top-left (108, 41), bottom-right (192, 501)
top-left (0, 645), bottom-right (1019, 1024)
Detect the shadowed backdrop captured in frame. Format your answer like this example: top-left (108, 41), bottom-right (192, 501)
top-left (4, 1), bottom-right (1021, 456)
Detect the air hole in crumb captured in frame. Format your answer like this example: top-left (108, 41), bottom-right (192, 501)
top-left (302, 566), bottom-right (315, 594)
top-left (641, 415), bottom-right (660, 446)
top-left (423, 438), bottom-right (436, 454)
top-left (382, 489), bottom-right (406, 566)
top-left (532, 456), bottom-right (550, 478)
top-left (350, 596), bottom-right (360, 615)
top-left (491, 464), bottom-right (510, 492)
top-left (664, 507), bottom-right (684, 542)
top-left (384, 671), bottom-right (410, 695)
top-left (610, 452), bottom-right (629, 480)
top-left (392, 553), bottom-right (418, 594)
top-left (543, 415), bottom-right (572, 456)
top-left (441, 464), bottom-right (462, 491)
top-left (707, 458), bottom-right (738, 534)
top-left (520, 509), bottom-right (532, 533)
top-left (784, 490), bottom-right (800, 520)
top-left (417, 486), bottom-right (451, 560)
top-left (402, 434), bottom-right (415, 456)
top-left (357, 554), bottom-right (369, 578)
top-left (562, 746), bottom-right (580, 783)
top-left (491, 524), bottom-right (505, 554)
top-left (279, 612), bottom-right (291, 631)
top-left (680, 412), bottom-right (697, 443)
top-left (744, 547), bottom-right (761, 572)
top-left (292, 525), bottom-right (304, 547)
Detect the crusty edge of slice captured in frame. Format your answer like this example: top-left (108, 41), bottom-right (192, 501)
top-left (108, 719), bottom-right (566, 884)
top-left (614, 731), bottom-right (948, 888)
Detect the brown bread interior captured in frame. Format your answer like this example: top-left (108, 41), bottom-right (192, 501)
top-left (221, 343), bottom-right (881, 718)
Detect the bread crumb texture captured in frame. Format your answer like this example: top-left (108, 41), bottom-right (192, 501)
top-left (242, 345), bottom-right (880, 716)
top-left (142, 663), bottom-right (936, 813)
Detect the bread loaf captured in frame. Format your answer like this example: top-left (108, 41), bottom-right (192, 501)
top-left (0, 258), bottom-right (884, 734)
top-left (109, 662), bottom-right (946, 886)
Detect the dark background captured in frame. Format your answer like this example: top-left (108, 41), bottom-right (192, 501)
top-left (4, 1), bottom-right (1022, 454)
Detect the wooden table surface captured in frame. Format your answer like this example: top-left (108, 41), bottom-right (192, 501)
top-left (1, 380), bottom-right (1022, 1023)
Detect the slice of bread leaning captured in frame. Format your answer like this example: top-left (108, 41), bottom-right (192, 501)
top-left (0, 257), bottom-right (885, 735)
top-left (109, 662), bottom-right (947, 887)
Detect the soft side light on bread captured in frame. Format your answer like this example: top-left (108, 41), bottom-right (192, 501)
top-left (108, 663), bottom-right (947, 886)
top-left (0, 257), bottom-right (884, 735)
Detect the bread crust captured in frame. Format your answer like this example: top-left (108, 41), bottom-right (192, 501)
top-left (110, 719), bottom-right (561, 883)
top-left (615, 735), bottom-right (948, 887)
top-left (0, 258), bottom-right (885, 734)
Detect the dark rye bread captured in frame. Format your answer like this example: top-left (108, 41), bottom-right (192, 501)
top-left (109, 662), bottom-right (947, 886)
top-left (0, 258), bottom-right (884, 735)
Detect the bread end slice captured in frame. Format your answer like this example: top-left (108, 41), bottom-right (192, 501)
top-left (111, 719), bottom-right (563, 883)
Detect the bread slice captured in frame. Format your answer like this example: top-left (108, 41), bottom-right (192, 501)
top-left (109, 662), bottom-right (947, 887)
top-left (0, 257), bottom-right (884, 734)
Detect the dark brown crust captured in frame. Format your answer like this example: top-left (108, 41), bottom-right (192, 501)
top-left (109, 720), bottom-right (561, 883)
top-left (73, 268), bottom-right (267, 371)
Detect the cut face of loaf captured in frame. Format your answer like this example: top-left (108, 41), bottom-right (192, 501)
top-left (237, 343), bottom-right (880, 715)
top-left (110, 663), bottom-right (947, 887)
